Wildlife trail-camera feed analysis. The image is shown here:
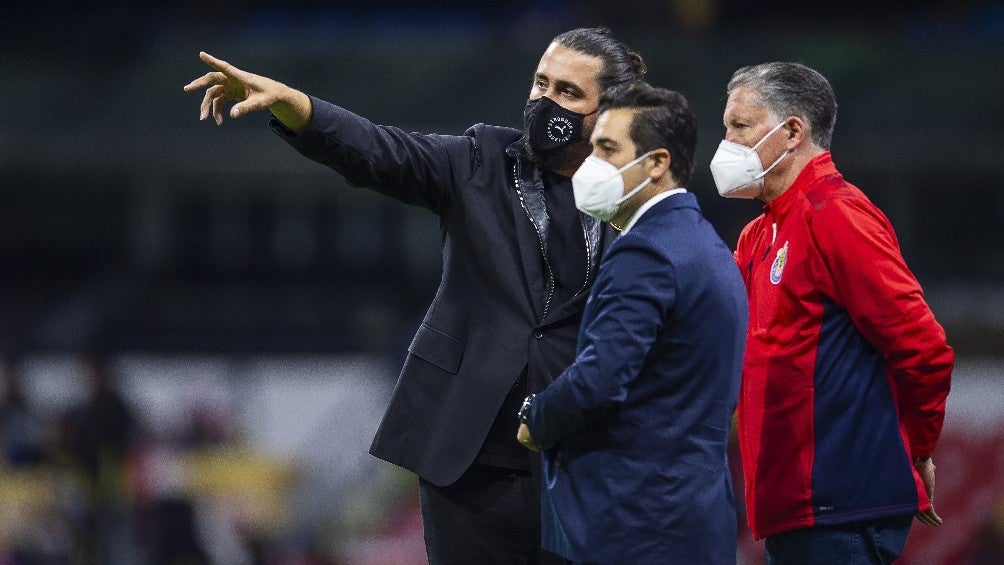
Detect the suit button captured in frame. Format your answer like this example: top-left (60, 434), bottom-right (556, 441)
top-left (533, 329), bottom-right (544, 339)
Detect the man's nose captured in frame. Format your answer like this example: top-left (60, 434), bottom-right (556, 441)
top-left (538, 89), bottom-right (557, 102)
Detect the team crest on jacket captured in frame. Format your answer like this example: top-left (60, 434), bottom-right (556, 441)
top-left (770, 241), bottom-right (789, 285)
top-left (547, 116), bottom-right (574, 143)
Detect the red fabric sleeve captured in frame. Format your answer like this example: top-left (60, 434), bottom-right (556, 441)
top-left (809, 193), bottom-right (953, 457)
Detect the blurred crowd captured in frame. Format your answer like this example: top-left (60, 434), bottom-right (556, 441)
top-left (2, 352), bottom-right (1003, 564)
top-left (1, 352), bottom-right (145, 562)
top-left (0, 352), bottom-right (328, 564)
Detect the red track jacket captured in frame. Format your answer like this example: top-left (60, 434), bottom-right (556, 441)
top-left (734, 152), bottom-right (953, 539)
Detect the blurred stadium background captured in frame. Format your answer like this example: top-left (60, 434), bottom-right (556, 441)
top-left (1, 1), bottom-right (1002, 563)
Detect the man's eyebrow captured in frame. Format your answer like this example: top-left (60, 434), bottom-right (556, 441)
top-left (554, 79), bottom-right (585, 96)
top-left (594, 137), bottom-right (619, 149)
top-left (536, 72), bottom-right (586, 96)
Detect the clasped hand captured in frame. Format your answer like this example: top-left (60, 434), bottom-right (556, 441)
top-left (516, 423), bottom-right (539, 452)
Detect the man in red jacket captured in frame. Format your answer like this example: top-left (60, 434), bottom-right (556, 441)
top-left (712, 62), bottom-right (953, 564)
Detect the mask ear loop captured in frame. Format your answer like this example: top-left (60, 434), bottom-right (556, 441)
top-left (618, 150), bottom-right (656, 174)
top-left (755, 150), bottom-right (789, 181)
top-left (751, 120), bottom-right (789, 151)
top-left (615, 178), bottom-right (652, 205)
top-left (613, 150), bottom-right (657, 204)
top-left (592, 149), bottom-right (655, 183)
top-left (751, 120), bottom-right (790, 181)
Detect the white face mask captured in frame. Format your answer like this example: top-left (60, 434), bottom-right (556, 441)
top-left (710, 120), bottom-right (789, 198)
top-left (572, 151), bottom-right (654, 221)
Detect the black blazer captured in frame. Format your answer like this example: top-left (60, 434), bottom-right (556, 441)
top-left (273, 97), bottom-right (613, 485)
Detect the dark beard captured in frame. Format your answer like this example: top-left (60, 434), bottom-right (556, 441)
top-left (523, 136), bottom-right (592, 175)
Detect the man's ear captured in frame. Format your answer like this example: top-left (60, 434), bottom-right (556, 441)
top-left (784, 116), bottom-right (808, 150)
top-left (649, 148), bottom-right (672, 181)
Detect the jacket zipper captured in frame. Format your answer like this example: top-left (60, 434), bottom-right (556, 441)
top-left (513, 161), bottom-right (556, 319)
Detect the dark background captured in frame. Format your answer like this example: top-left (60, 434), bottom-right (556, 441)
top-left (0, 2), bottom-right (1002, 563)
top-left (2, 0), bottom-right (1001, 357)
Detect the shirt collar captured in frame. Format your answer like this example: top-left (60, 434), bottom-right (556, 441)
top-left (620, 188), bottom-right (687, 234)
top-left (765, 151), bottom-right (837, 215)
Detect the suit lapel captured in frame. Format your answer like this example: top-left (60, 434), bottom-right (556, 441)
top-left (510, 154), bottom-right (548, 321)
top-left (507, 147), bottom-right (615, 325)
top-left (544, 217), bottom-right (614, 325)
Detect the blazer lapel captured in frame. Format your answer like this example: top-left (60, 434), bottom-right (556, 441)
top-left (543, 215), bottom-right (613, 325)
top-left (510, 152), bottom-right (549, 321)
top-left (506, 143), bottom-right (614, 325)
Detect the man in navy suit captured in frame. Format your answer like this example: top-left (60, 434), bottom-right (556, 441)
top-left (518, 83), bottom-right (748, 564)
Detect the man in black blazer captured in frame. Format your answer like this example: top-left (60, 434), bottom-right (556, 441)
top-left (185, 28), bottom-right (648, 564)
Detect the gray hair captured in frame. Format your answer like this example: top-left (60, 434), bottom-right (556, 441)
top-left (727, 62), bottom-right (837, 150)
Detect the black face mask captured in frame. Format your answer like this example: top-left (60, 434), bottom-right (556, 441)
top-left (523, 96), bottom-right (595, 160)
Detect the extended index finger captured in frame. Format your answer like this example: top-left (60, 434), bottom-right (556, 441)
top-left (198, 51), bottom-right (250, 82)
top-left (198, 51), bottom-right (229, 71)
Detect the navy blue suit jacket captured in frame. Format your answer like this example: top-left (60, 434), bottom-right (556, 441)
top-left (525, 192), bottom-right (748, 564)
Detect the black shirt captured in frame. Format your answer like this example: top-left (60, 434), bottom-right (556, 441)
top-left (542, 170), bottom-right (588, 309)
top-left (474, 170), bottom-right (588, 470)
